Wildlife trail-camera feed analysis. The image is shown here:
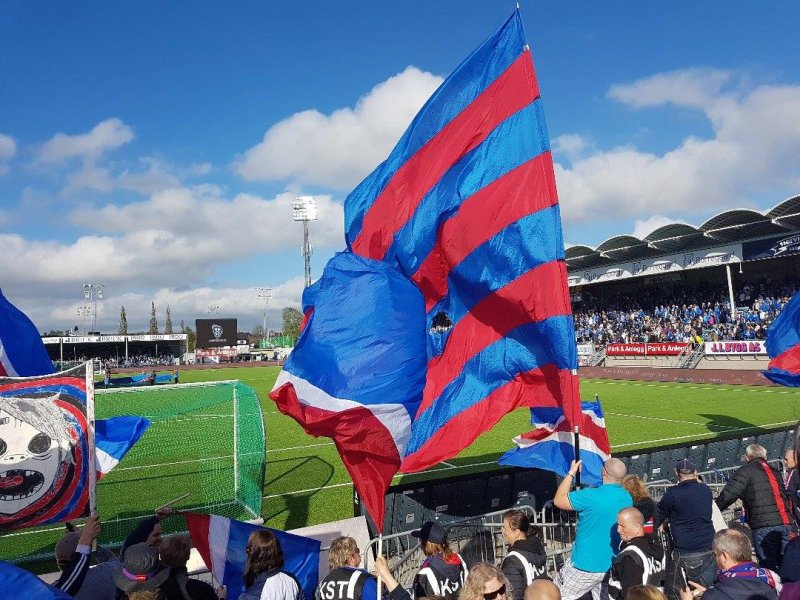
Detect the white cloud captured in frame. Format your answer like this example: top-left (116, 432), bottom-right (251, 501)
top-left (235, 66), bottom-right (444, 190)
top-left (63, 157), bottom-right (204, 195)
top-left (552, 133), bottom-right (589, 161)
top-left (608, 67), bottom-right (733, 110)
top-left (38, 118), bottom-right (134, 164)
top-left (0, 133), bottom-right (16, 160)
top-left (556, 73), bottom-right (800, 224)
top-left (630, 215), bottom-right (681, 239)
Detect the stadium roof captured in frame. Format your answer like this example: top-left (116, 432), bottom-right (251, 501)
top-left (566, 194), bottom-right (800, 270)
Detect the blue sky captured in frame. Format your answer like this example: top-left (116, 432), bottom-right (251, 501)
top-left (1, 2), bottom-right (799, 332)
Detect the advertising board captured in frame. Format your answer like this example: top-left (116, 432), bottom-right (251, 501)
top-left (704, 341), bottom-right (768, 355)
top-left (196, 318), bottom-right (238, 348)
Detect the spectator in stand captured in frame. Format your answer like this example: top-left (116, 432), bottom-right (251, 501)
top-left (779, 536), bottom-right (800, 598)
top-left (657, 460), bottom-right (716, 600)
top-left (459, 563), bottom-right (510, 600)
top-left (411, 521), bottom-right (468, 599)
top-left (553, 458), bottom-right (632, 600)
top-left (159, 534), bottom-right (220, 600)
top-left (716, 444), bottom-right (792, 571)
top-left (501, 509), bottom-right (548, 598)
top-left (525, 580), bottom-right (561, 600)
top-left (315, 537), bottom-right (377, 600)
top-left (784, 448), bottom-right (799, 527)
top-left (623, 476), bottom-right (660, 533)
top-left (55, 518), bottom-right (118, 600)
top-left (240, 530), bottom-right (303, 600)
top-left (113, 543), bottom-right (170, 598)
top-left (608, 508), bottom-right (666, 600)
top-left (46, 513), bottom-right (102, 597)
top-left (626, 586), bottom-right (668, 600)
top-left (679, 529), bottom-right (780, 600)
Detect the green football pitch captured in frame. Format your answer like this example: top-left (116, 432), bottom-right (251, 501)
top-left (3, 364), bottom-right (800, 566)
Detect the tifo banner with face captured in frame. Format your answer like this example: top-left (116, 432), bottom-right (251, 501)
top-left (0, 363), bottom-right (93, 531)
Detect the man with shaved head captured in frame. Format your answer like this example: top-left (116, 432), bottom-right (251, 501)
top-left (553, 458), bottom-right (633, 600)
top-left (608, 508), bottom-right (666, 600)
top-left (525, 579), bottom-right (561, 600)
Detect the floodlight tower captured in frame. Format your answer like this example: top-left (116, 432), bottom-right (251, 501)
top-left (255, 287), bottom-right (272, 348)
top-left (207, 305), bottom-right (220, 317)
top-left (82, 283), bottom-right (104, 333)
top-left (292, 196), bottom-right (318, 288)
top-left (77, 305), bottom-right (92, 335)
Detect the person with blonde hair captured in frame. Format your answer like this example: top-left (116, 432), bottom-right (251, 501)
top-left (622, 475), bottom-right (659, 532)
top-left (411, 521), bottom-right (468, 599)
top-left (459, 563), bottom-right (511, 600)
top-left (625, 585), bottom-right (667, 600)
top-left (316, 537), bottom-right (377, 600)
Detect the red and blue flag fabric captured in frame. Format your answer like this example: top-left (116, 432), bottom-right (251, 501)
top-left (0, 364), bottom-right (92, 531)
top-left (95, 416), bottom-right (151, 479)
top-left (499, 399), bottom-right (610, 487)
top-left (185, 512), bottom-right (321, 600)
top-left (270, 10), bottom-right (579, 529)
top-left (0, 289), bottom-right (54, 377)
top-left (764, 292), bottom-right (800, 386)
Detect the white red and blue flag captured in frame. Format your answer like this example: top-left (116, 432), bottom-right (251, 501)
top-left (764, 292), bottom-right (800, 386)
top-left (499, 399), bottom-right (611, 487)
top-left (95, 416), bottom-right (151, 478)
top-left (185, 512), bottom-right (321, 600)
top-left (0, 289), bottom-right (54, 377)
top-left (270, 10), bottom-right (579, 528)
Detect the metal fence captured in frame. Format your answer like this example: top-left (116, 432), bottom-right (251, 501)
top-left (370, 460), bottom-right (788, 587)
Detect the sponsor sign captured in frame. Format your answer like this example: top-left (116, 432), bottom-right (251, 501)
top-left (743, 234), bottom-right (800, 261)
top-left (704, 341), bottom-right (768, 355)
top-left (576, 343), bottom-right (594, 356)
top-left (42, 334), bottom-right (188, 344)
top-left (196, 318), bottom-right (238, 348)
top-left (196, 347), bottom-right (238, 357)
top-left (606, 342), bottom-right (689, 356)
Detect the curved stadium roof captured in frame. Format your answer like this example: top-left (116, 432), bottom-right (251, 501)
top-left (566, 194), bottom-right (800, 271)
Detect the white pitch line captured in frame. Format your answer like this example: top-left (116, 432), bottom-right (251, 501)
top-left (589, 379), bottom-right (800, 395)
top-left (611, 419), bottom-right (796, 449)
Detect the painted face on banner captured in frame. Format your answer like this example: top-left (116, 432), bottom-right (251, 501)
top-left (0, 396), bottom-right (74, 516)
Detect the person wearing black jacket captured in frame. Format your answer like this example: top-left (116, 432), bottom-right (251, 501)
top-left (608, 508), bottom-right (666, 600)
top-left (500, 509), bottom-right (548, 599)
top-left (412, 522), bottom-right (468, 599)
top-left (784, 448), bottom-right (800, 526)
top-left (716, 444), bottom-right (792, 571)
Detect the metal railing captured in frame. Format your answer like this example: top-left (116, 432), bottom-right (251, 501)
top-left (586, 348), bottom-right (606, 367)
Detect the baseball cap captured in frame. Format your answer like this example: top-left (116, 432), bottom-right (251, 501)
top-left (675, 459), bottom-right (696, 473)
top-left (411, 521), bottom-right (447, 545)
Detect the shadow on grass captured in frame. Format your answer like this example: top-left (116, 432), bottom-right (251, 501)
top-left (263, 455), bottom-right (335, 529)
top-left (697, 413), bottom-right (764, 434)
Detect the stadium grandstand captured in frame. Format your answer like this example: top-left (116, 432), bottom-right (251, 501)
top-left (568, 195), bottom-right (800, 369)
top-left (41, 333), bottom-right (188, 369)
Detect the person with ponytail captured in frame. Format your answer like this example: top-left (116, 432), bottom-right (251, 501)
top-left (500, 509), bottom-right (548, 598)
top-left (412, 521), bottom-right (468, 599)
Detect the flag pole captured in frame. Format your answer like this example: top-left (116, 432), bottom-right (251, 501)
top-left (573, 425), bottom-right (581, 488)
top-left (376, 534), bottom-right (384, 600)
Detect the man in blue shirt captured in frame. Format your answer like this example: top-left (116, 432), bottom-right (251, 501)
top-left (553, 458), bottom-right (633, 600)
top-left (657, 460), bottom-right (716, 600)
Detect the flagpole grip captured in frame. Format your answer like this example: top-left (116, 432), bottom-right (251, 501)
top-left (573, 425), bottom-right (581, 488)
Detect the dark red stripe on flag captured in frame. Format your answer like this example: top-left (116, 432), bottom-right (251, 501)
top-left (757, 460), bottom-right (791, 525)
top-left (413, 151), bottom-right (558, 311)
top-left (351, 52), bottom-right (539, 260)
top-left (401, 365), bottom-right (578, 473)
top-left (418, 261), bottom-right (571, 416)
top-left (184, 513), bottom-right (212, 573)
top-left (269, 382), bottom-right (400, 532)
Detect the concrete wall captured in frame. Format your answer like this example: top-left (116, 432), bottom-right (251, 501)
top-left (696, 354), bottom-right (769, 370)
top-left (605, 355), bottom-right (679, 368)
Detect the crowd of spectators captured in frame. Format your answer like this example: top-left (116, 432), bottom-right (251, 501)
top-left (4, 442), bottom-right (799, 600)
top-left (573, 277), bottom-right (800, 346)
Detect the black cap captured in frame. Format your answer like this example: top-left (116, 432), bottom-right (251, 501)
top-left (113, 543), bottom-right (169, 592)
top-left (411, 521), bottom-right (447, 545)
top-left (675, 459), bottom-right (697, 473)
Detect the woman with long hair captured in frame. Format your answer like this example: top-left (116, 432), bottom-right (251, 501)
top-left (500, 509), bottom-right (548, 597)
top-left (623, 475), bottom-right (659, 533)
top-left (459, 563), bottom-right (511, 600)
top-left (240, 530), bottom-right (305, 600)
top-left (412, 521), bottom-right (468, 599)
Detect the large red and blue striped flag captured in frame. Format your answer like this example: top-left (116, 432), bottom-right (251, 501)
top-left (764, 292), bottom-right (800, 386)
top-left (270, 10), bottom-right (579, 529)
